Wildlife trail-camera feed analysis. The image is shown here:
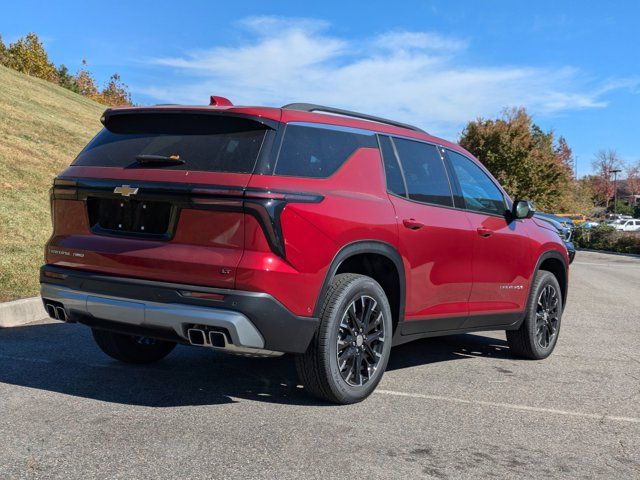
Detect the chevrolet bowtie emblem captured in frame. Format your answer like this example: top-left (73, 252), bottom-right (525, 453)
top-left (114, 185), bottom-right (139, 197)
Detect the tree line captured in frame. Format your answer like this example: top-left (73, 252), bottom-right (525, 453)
top-left (0, 32), bottom-right (131, 106)
top-left (460, 108), bottom-right (640, 216)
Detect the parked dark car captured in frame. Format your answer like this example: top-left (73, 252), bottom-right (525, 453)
top-left (534, 214), bottom-right (575, 263)
top-left (535, 211), bottom-right (575, 232)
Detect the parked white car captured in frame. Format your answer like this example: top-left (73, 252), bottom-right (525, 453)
top-left (613, 219), bottom-right (640, 232)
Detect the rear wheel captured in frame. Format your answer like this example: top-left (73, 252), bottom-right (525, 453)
top-left (92, 329), bottom-right (176, 364)
top-left (296, 274), bottom-right (393, 404)
top-left (507, 270), bottom-right (562, 359)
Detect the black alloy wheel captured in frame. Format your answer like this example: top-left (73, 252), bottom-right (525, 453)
top-left (336, 295), bottom-right (386, 387)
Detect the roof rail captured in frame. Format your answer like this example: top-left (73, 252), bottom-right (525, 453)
top-left (281, 103), bottom-right (427, 134)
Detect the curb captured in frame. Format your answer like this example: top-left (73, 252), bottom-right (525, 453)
top-left (577, 248), bottom-right (640, 259)
top-left (0, 296), bottom-right (47, 328)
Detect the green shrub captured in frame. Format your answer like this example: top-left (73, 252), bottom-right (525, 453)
top-left (573, 225), bottom-right (640, 254)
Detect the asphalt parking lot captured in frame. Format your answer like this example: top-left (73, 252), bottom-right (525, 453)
top-left (1, 251), bottom-right (639, 479)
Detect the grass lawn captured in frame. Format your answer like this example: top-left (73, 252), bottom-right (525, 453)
top-left (0, 65), bottom-right (103, 301)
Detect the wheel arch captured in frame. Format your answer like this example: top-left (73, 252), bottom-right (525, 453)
top-left (314, 241), bottom-right (406, 336)
top-left (532, 250), bottom-right (568, 306)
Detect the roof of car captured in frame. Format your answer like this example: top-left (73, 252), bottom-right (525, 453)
top-left (101, 101), bottom-right (511, 202)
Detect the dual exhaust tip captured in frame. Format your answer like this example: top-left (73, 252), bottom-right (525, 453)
top-left (44, 301), bottom-right (68, 322)
top-left (187, 328), bottom-right (228, 348)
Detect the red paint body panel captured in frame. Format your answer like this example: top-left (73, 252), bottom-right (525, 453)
top-left (463, 212), bottom-right (534, 316)
top-left (388, 196), bottom-right (474, 324)
top-left (241, 148), bottom-right (398, 315)
top-left (45, 103), bottom-right (570, 335)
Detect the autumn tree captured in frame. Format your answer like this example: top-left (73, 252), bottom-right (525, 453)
top-left (99, 73), bottom-right (132, 106)
top-left (5, 32), bottom-right (58, 82)
top-left (73, 59), bottom-right (100, 100)
top-left (0, 35), bottom-right (7, 66)
top-left (561, 177), bottom-right (597, 215)
top-left (459, 108), bottom-right (573, 211)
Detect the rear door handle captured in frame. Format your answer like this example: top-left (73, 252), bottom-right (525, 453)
top-left (403, 218), bottom-right (424, 230)
top-left (476, 227), bottom-right (493, 237)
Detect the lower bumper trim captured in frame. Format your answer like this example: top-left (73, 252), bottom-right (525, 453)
top-left (40, 265), bottom-right (320, 354)
top-left (41, 283), bottom-right (265, 349)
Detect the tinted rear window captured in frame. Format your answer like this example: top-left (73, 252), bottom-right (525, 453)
top-left (72, 113), bottom-right (268, 173)
top-left (275, 124), bottom-right (377, 178)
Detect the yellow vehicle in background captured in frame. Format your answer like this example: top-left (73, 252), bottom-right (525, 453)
top-left (557, 214), bottom-right (587, 225)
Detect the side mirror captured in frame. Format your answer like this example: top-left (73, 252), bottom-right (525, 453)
top-left (511, 199), bottom-right (536, 219)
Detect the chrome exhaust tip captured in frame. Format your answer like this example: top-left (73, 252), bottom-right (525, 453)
top-left (208, 331), bottom-right (227, 348)
top-left (55, 306), bottom-right (68, 322)
top-left (45, 304), bottom-right (58, 320)
top-left (187, 328), bottom-right (207, 346)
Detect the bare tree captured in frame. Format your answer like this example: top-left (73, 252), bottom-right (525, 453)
top-left (626, 161), bottom-right (640, 207)
top-left (591, 150), bottom-right (623, 208)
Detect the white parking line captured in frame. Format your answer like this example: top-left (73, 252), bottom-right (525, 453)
top-left (375, 389), bottom-right (640, 424)
top-left (573, 262), bottom-right (638, 267)
top-left (0, 354), bottom-right (52, 364)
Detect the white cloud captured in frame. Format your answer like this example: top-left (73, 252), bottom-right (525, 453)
top-left (374, 31), bottom-right (468, 52)
top-left (140, 16), bottom-right (635, 139)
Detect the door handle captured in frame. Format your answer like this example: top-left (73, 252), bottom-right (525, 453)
top-left (476, 227), bottom-right (493, 237)
top-left (403, 218), bottom-right (424, 230)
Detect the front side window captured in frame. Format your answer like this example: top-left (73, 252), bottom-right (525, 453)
top-left (447, 150), bottom-right (506, 216)
top-left (275, 124), bottom-right (376, 178)
top-left (392, 138), bottom-right (453, 207)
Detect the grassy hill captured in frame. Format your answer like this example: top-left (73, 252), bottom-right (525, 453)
top-left (0, 65), bottom-right (104, 301)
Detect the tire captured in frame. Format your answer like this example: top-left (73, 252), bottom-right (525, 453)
top-left (92, 329), bottom-right (176, 364)
top-left (295, 273), bottom-right (393, 404)
top-left (507, 270), bottom-right (563, 359)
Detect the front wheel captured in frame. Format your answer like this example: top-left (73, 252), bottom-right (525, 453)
top-left (507, 270), bottom-right (563, 359)
top-left (92, 329), bottom-right (176, 364)
top-left (295, 274), bottom-right (393, 404)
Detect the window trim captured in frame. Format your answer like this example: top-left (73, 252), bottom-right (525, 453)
top-left (376, 134), bottom-right (408, 198)
top-left (443, 148), bottom-right (509, 218)
top-left (388, 136), bottom-right (410, 198)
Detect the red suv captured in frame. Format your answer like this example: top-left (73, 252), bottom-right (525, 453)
top-left (41, 98), bottom-right (569, 404)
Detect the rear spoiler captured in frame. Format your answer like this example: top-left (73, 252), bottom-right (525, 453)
top-left (100, 107), bottom-right (280, 130)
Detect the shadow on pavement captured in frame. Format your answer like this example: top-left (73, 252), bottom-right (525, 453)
top-left (0, 321), bottom-right (511, 407)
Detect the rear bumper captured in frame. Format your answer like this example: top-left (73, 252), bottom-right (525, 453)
top-left (40, 265), bottom-right (319, 354)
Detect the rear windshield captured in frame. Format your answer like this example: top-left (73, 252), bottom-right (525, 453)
top-left (72, 113), bottom-right (269, 173)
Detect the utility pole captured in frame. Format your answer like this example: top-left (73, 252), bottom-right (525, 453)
top-left (611, 168), bottom-right (622, 215)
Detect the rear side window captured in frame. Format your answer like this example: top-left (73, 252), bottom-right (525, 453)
top-left (378, 135), bottom-right (406, 196)
top-left (73, 113), bottom-right (268, 173)
top-left (275, 124), bottom-right (376, 178)
top-left (447, 150), bottom-right (506, 215)
top-left (392, 138), bottom-right (453, 207)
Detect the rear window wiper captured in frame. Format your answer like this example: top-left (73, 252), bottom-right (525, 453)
top-left (135, 154), bottom-right (185, 165)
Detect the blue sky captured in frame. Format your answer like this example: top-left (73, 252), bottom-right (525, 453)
top-left (2, 0), bottom-right (639, 175)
